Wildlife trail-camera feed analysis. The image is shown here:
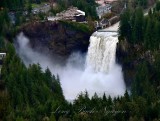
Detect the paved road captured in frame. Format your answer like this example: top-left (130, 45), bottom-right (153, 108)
top-left (102, 22), bottom-right (119, 32)
top-left (98, 5), bottom-right (154, 32)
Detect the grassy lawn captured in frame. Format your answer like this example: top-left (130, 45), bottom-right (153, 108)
top-left (32, 3), bottom-right (39, 8)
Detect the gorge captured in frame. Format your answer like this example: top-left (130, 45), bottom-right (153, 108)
top-left (15, 22), bottom-right (126, 100)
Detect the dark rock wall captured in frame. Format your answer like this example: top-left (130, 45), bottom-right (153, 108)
top-left (116, 39), bottom-right (154, 87)
top-left (21, 21), bottom-right (92, 57)
top-left (21, 21), bottom-right (147, 87)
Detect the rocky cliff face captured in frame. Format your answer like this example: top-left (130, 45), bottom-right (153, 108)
top-left (21, 21), bottom-right (146, 86)
top-left (116, 39), bottom-right (154, 87)
top-left (21, 21), bottom-right (92, 57)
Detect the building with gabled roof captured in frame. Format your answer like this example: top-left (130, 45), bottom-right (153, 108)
top-left (96, 4), bottom-right (112, 19)
top-left (48, 6), bottom-right (86, 22)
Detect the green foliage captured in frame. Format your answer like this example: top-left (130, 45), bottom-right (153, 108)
top-left (119, 4), bottom-right (160, 50)
top-left (27, 0), bottom-right (32, 15)
top-left (0, 37), bottom-right (5, 50)
top-left (0, 43), bottom-right (66, 120)
top-left (119, 7), bottom-right (144, 44)
top-left (0, 0), bottom-right (25, 10)
top-left (119, 8), bottom-right (132, 41)
top-left (0, 9), bottom-right (10, 34)
top-left (153, 52), bottom-right (160, 86)
top-left (156, 1), bottom-right (160, 11)
top-left (131, 61), bottom-right (150, 97)
top-left (0, 91), bottom-right (9, 119)
top-left (136, 0), bottom-right (147, 8)
top-left (132, 7), bottom-right (144, 43)
top-left (117, 4), bottom-right (160, 121)
top-left (0, 1), bottom-right (160, 120)
top-left (60, 20), bottom-right (93, 33)
top-left (56, 0), bottom-right (98, 19)
top-left (71, 89), bottom-right (159, 121)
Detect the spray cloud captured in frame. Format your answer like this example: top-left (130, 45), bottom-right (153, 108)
top-left (15, 32), bottom-right (126, 100)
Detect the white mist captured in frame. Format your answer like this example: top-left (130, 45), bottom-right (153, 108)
top-left (15, 32), bottom-right (126, 100)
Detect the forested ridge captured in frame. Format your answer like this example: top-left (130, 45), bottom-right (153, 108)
top-left (0, 0), bottom-right (97, 19)
top-left (0, 0), bottom-right (160, 121)
top-left (55, 0), bottom-right (97, 18)
top-left (1, 44), bottom-right (66, 120)
top-left (119, 3), bottom-right (160, 50)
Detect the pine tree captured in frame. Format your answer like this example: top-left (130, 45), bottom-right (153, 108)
top-left (102, 93), bottom-right (107, 101)
top-left (119, 9), bottom-right (132, 41)
top-left (154, 21), bottom-right (160, 49)
top-left (124, 90), bottom-right (130, 102)
top-left (133, 7), bottom-right (144, 43)
top-left (50, 113), bottom-right (56, 121)
top-left (156, 1), bottom-right (160, 11)
top-left (144, 18), bottom-right (153, 49)
top-left (27, 0), bottom-right (32, 15)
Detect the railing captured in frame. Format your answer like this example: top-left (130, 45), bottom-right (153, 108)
top-left (97, 30), bottom-right (118, 32)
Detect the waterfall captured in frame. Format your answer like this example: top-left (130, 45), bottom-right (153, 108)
top-left (86, 32), bottom-right (118, 73)
top-left (15, 30), bottom-right (125, 100)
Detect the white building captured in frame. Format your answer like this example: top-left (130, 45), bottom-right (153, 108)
top-left (0, 53), bottom-right (6, 60)
top-left (47, 7), bottom-right (86, 22)
top-left (0, 53), bottom-right (6, 74)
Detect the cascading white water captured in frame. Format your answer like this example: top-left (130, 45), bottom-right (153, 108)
top-left (86, 32), bottom-right (118, 73)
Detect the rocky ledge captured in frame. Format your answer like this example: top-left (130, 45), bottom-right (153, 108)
top-left (21, 21), bottom-right (93, 57)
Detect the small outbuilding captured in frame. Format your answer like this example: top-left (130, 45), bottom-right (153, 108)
top-left (48, 7), bottom-right (86, 22)
top-left (0, 53), bottom-right (6, 65)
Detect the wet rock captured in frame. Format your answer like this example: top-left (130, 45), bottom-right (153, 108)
top-left (21, 21), bottom-right (92, 57)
